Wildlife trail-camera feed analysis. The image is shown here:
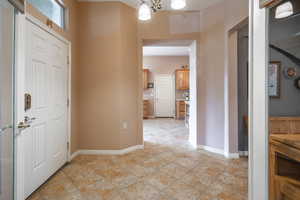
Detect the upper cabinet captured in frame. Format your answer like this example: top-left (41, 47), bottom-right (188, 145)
top-left (176, 69), bottom-right (189, 90)
top-left (143, 69), bottom-right (149, 89)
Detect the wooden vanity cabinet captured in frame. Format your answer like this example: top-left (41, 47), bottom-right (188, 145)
top-left (175, 69), bottom-right (189, 90)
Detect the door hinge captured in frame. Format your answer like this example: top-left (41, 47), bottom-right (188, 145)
top-left (67, 98), bottom-right (70, 107)
top-left (67, 56), bottom-right (70, 65)
top-left (67, 142), bottom-right (70, 150)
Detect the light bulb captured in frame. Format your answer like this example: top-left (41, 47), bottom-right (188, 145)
top-left (139, 3), bottom-right (151, 21)
top-left (171, 0), bottom-right (186, 10)
top-left (275, 1), bottom-right (293, 19)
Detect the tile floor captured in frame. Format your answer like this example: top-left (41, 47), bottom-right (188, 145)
top-left (27, 118), bottom-right (248, 200)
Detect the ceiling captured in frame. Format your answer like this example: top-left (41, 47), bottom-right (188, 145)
top-left (78, 0), bottom-right (224, 11)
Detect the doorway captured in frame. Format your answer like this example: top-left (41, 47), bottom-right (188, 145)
top-left (142, 39), bottom-right (198, 148)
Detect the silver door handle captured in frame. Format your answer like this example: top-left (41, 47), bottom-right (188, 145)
top-left (17, 122), bottom-right (30, 129)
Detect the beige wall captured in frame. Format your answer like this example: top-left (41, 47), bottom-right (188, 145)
top-left (77, 2), bottom-right (140, 150)
top-left (198, 0), bottom-right (248, 151)
top-left (143, 56), bottom-right (189, 116)
top-left (25, 0), bottom-right (248, 153)
top-left (26, 0), bottom-right (80, 153)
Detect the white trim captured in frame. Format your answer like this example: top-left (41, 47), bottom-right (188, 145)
top-left (239, 151), bottom-right (249, 156)
top-left (15, 13), bottom-right (26, 200)
top-left (224, 152), bottom-right (240, 159)
top-left (25, 14), bottom-right (70, 45)
top-left (198, 145), bottom-right (240, 159)
top-left (249, 0), bottom-right (269, 199)
top-left (71, 145), bottom-right (144, 160)
top-left (198, 145), bottom-right (224, 156)
top-left (70, 150), bottom-right (80, 161)
top-left (188, 41), bottom-right (198, 148)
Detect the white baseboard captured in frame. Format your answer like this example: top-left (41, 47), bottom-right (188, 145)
top-left (70, 145), bottom-right (144, 160)
top-left (239, 151), bottom-right (249, 156)
top-left (224, 152), bottom-right (240, 159)
top-left (198, 145), bottom-right (224, 156)
top-left (70, 151), bottom-right (80, 161)
top-left (198, 145), bottom-right (240, 159)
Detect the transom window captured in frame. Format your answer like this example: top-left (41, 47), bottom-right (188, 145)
top-left (28, 0), bottom-right (66, 29)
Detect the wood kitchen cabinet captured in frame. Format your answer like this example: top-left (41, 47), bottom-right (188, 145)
top-left (269, 134), bottom-right (300, 200)
top-left (143, 100), bottom-right (149, 119)
top-left (176, 101), bottom-right (186, 119)
top-left (269, 117), bottom-right (300, 135)
top-left (143, 69), bottom-right (149, 89)
top-left (175, 69), bottom-right (189, 90)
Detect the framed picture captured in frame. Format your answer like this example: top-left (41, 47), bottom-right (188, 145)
top-left (268, 61), bottom-right (281, 98)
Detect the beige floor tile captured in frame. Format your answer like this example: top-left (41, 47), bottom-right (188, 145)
top-left (120, 181), bottom-right (161, 200)
top-left (26, 119), bottom-right (248, 200)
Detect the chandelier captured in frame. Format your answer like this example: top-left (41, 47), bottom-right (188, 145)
top-left (138, 0), bottom-right (186, 21)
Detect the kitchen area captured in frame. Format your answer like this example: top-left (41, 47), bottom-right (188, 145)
top-left (143, 56), bottom-right (190, 127)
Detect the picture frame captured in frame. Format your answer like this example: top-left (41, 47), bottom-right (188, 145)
top-left (268, 61), bottom-right (281, 98)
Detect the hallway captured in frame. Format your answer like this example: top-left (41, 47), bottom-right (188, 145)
top-left (27, 119), bottom-right (248, 200)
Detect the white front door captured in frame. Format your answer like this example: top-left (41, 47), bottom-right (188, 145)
top-left (24, 20), bottom-right (69, 198)
top-left (155, 75), bottom-right (174, 117)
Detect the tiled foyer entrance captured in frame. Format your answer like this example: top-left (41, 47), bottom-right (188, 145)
top-left (27, 119), bottom-right (247, 200)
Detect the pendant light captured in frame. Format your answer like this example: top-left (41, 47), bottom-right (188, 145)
top-left (139, 2), bottom-right (151, 21)
top-left (275, 1), bottom-right (293, 19)
top-left (171, 0), bottom-right (186, 10)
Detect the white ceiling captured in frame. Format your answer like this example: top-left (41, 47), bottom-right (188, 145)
top-left (78, 0), bottom-right (224, 11)
top-left (143, 46), bottom-right (190, 56)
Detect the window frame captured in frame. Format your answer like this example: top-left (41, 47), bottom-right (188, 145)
top-left (27, 0), bottom-right (68, 30)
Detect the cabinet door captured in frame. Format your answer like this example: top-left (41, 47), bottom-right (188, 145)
top-left (176, 70), bottom-right (184, 90)
top-left (184, 70), bottom-right (190, 89)
top-left (143, 69), bottom-right (148, 89)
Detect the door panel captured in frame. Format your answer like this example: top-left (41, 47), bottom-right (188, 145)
top-left (0, 1), bottom-right (15, 200)
top-left (155, 75), bottom-right (174, 117)
top-left (24, 20), bottom-right (68, 198)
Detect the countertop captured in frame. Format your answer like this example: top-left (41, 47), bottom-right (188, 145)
top-left (270, 134), bottom-right (300, 150)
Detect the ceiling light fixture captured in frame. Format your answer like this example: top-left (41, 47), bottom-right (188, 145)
top-left (275, 1), bottom-right (294, 19)
top-left (171, 0), bottom-right (186, 10)
top-left (139, 1), bottom-right (152, 21)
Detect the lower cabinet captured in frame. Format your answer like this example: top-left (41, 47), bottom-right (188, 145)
top-left (176, 101), bottom-right (186, 119)
top-left (143, 100), bottom-right (149, 119)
